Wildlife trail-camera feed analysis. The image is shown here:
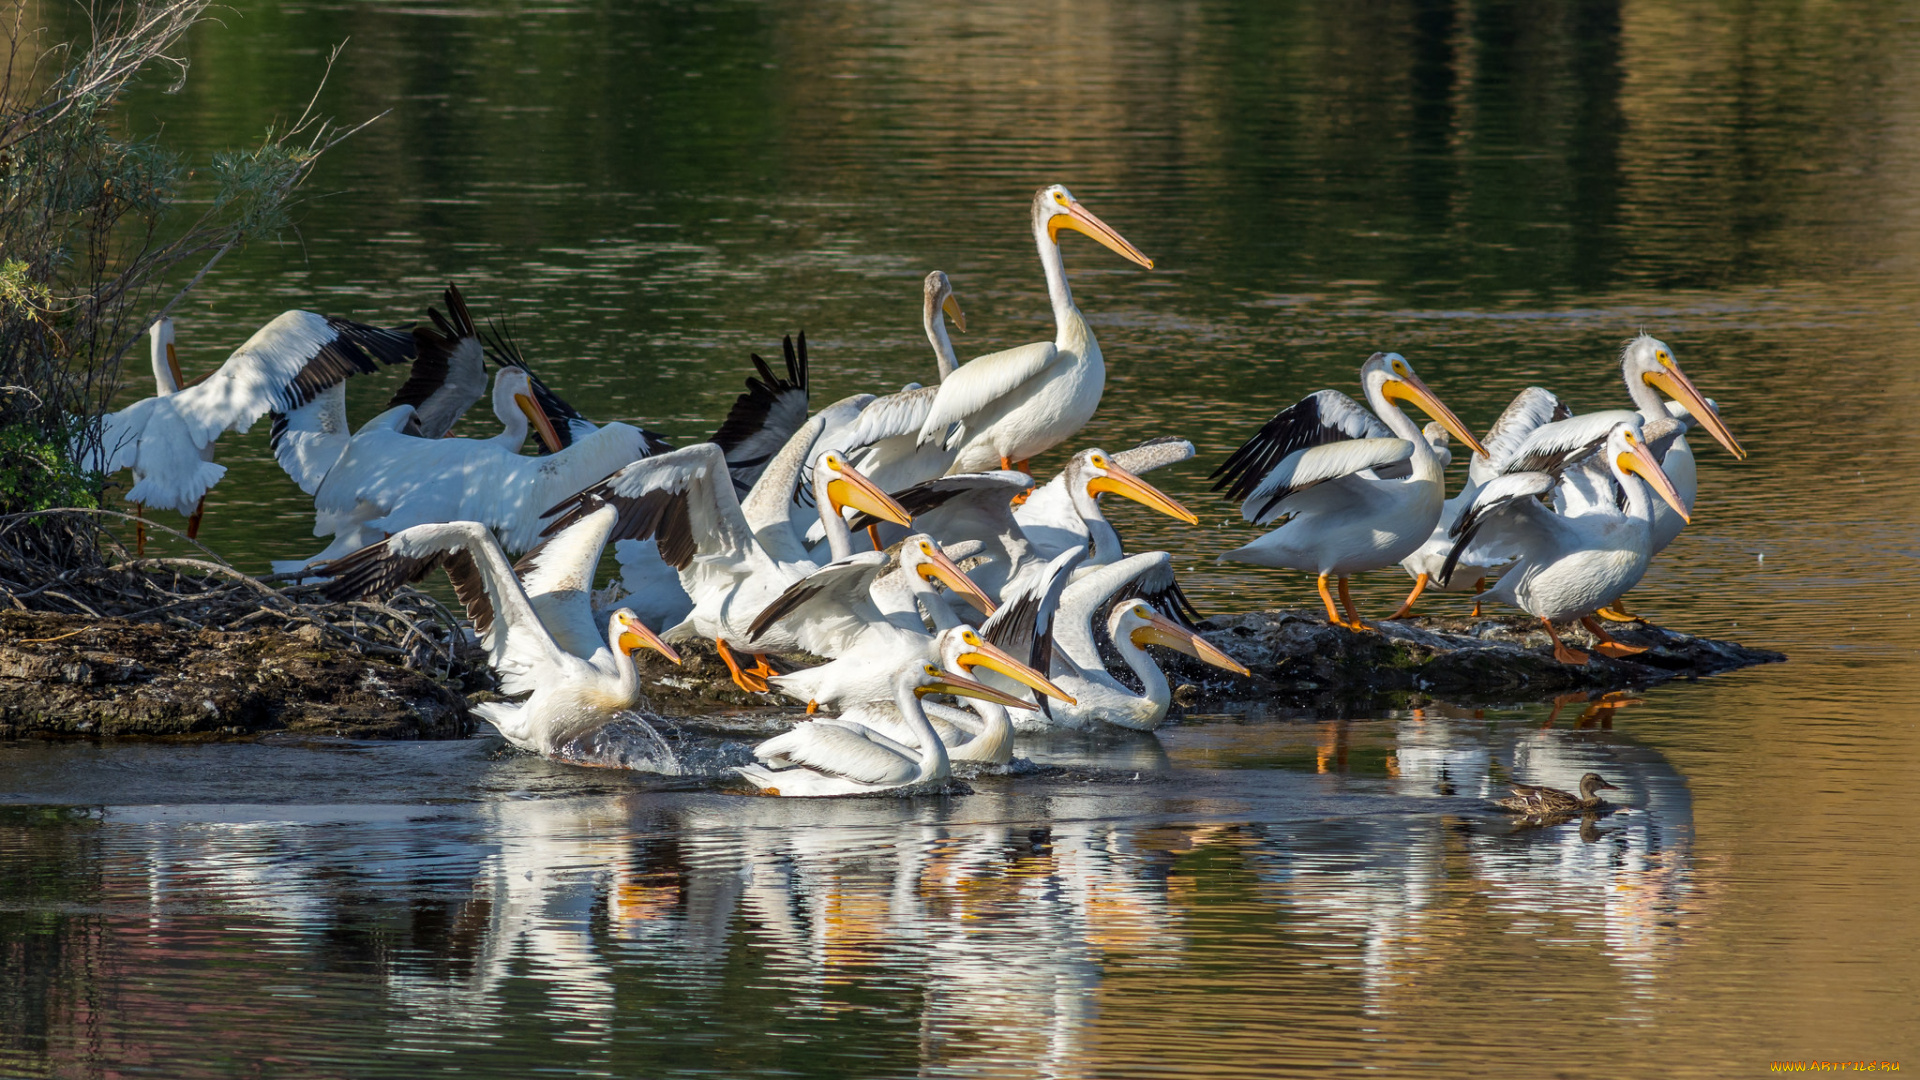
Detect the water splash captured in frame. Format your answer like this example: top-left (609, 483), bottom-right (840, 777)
top-left (553, 711), bottom-right (681, 774)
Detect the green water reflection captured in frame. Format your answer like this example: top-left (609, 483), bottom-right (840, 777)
top-left (6, 0), bottom-right (1920, 1074)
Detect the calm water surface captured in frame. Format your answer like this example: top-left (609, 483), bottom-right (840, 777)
top-left (7, 0), bottom-right (1920, 1075)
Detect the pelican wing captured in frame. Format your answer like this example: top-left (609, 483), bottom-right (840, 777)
top-left (1240, 438), bottom-right (1413, 523)
top-left (746, 550), bottom-right (892, 650)
top-left (269, 382), bottom-right (354, 495)
top-left (314, 520), bottom-right (566, 689)
top-left (1211, 390), bottom-right (1389, 503)
top-left (835, 384), bottom-right (939, 457)
top-left (1472, 387), bottom-right (1572, 484)
top-left (1054, 551), bottom-right (1184, 671)
top-left (1112, 436), bottom-right (1195, 475)
top-left (388, 285), bottom-right (487, 439)
top-left (1440, 471), bottom-right (1559, 586)
top-left (917, 340), bottom-right (1058, 449)
top-left (845, 471), bottom-right (1030, 539)
top-left (168, 309), bottom-right (415, 447)
top-left (983, 547), bottom-right (1085, 702)
top-left (1496, 410), bottom-right (1637, 476)
top-left (709, 334), bottom-right (810, 496)
top-left (510, 503), bottom-right (619, 659)
top-left (542, 443), bottom-right (759, 599)
top-left (751, 721), bottom-right (918, 786)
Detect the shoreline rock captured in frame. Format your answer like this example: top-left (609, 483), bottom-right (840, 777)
top-left (0, 607), bottom-right (1783, 743)
top-left (1157, 609), bottom-right (1786, 713)
top-left (0, 611), bottom-right (476, 741)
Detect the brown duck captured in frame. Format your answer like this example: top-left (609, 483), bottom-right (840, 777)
top-left (1493, 772), bottom-right (1619, 815)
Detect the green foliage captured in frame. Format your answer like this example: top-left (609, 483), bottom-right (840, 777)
top-left (0, 421), bottom-right (100, 514)
top-left (0, 0), bottom-right (365, 538)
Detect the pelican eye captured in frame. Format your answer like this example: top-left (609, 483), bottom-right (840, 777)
top-left (923, 663), bottom-right (941, 677)
top-left (1392, 360), bottom-right (1410, 376)
top-left (1090, 454), bottom-right (1107, 468)
top-left (1053, 191), bottom-right (1070, 207)
top-left (962, 630), bottom-right (980, 645)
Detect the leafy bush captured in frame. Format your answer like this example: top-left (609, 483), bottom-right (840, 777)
top-left (0, 0), bottom-right (368, 518)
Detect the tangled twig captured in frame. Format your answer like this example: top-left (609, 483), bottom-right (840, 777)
top-left (0, 508), bottom-right (484, 684)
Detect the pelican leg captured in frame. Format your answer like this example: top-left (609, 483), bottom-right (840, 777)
top-left (1336, 576), bottom-right (1369, 630)
top-left (1540, 620), bottom-right (1589, 665)
top-left (747, 653), bottom-right (781, 680)
top-left (1595, 595), bottom-right (1640, 623)
top-left (866, 524), bottom-right (883, 552)
top-left (1471, 578), bottom-right (1487, 618)
top-left (133, 503), bottom-right (146, 557)
top-left (1387, 573), bottom-right (1428, 621)
top-left (1316, 573), bottom-right (1344, 626)
top-left (714, 639), bottom-right (769, 694)
top-left (1580, 616), bottom-right (1648, 658)
top-left (1013, 458), bottom-right (1031, 474)
top-left (1000, 455), bottom-right (1014, 471)
top-left (186, 496), bottom-right (206, 541)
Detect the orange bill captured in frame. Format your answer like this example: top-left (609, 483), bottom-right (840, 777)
top-left (915, 538), bottom-right (996, 614)
top-left (617, 614), bottom-right (682, 665)
top-left (1130, 609), bottom-right (1250, 676)
top-left (515, 392), bottom-right (564, 454)
top-left (1643, 362), bottom-right (1745, 461)
top-left (1618, 432), bottom-right (1691, 522)
top-left (1051, 197), bottom-right (1155, 269)
top-left (1086, 459), bottom-right (1199, 525)
top-left (942, 292), bottom-right (966, 332)
top-left (825, 459), bottom-right (914, 528)
top-left (1382, 372), bottom-right (1489, 458)
top-left (917, 666), bottom-right (1034, 709)
top-left (952, 629), bottom-right (1075, 706)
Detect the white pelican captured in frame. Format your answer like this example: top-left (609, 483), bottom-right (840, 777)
top-left (1441, 419), bottom-right (1690, 665)
top-left (1212, 352), bottom-right (1489, 630)
top-left (1584, 334), bottom-right (1744, 620)
top-left (916, 185), bottom-right (1153, 474)
top-left (276, 300), bottom-right (670, 572)
top-left (1392, 389), bottom-right (1571, 619)
top-left (313, 508), bottom-right (681, 755)
top-left (734, 662), bottom-right (1029, 797)
top-left (539, 438), bottom-right (913, 694)
top-left (819, 272), bottom-right (970, 524)
top-left (92, 308), bottom-right (414, 550)
top-left (823, 571), bottom-right (1082, 766)
top-left (1042, 550), bottom-right (1249, 731)
top-left (744, 535), bottom-right (1064, 714)
top-left (477, 318), bottom-right (675, 458)
top-left (1013, 437), bottom-right (1197, 565)
top-left (852, 453), bottom-right (1196, 604)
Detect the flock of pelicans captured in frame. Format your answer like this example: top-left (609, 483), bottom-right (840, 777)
top-left (86, 184), bottom-right (1745, 800)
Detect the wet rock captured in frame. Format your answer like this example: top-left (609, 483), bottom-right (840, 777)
top-left (0, 611), bottom-right (475, 741)
top-left (1152, 609), bottom-right (1785, 714)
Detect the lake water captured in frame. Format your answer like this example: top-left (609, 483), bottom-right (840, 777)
top-left (6, 0), bottom-right (1920, 1075)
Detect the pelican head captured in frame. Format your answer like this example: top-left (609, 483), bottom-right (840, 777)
top-left (1032, 184), bottom-right (1154, 269)
top-left (1361, 352), bottom-right (1490, 458)
top-left (924, 270), bottom-right (965, 332)
top-left (814, 451), bottom-right (914, 527)
top-left (906, 661), bottom-right (1033, 709)
top-left (1069, 448), bottom-right (1199, 525)
top-left (1420, 421), bottom-right (1454, 470)
top-left (937, 626), bottom-right (1075, 707)
top-left (610, 608), bottom-right (681, 664)
top-left (1608, 422), bottom-right (1690, 522)
top-left (904, 534), bottom-right (995, 614)
top-left (493, 365), bottom-right (562, 452)
top-left (1621, 334), bottom-right (1745, 460)
top-left (149, 317), bottom-right (182, 393)
top-left (1108, 601), bottom-right (1249, 676)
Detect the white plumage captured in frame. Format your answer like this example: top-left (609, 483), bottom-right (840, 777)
top-left (315, 508), bottom-right (680, 754)
top-left (916, 185), bottom-right (1153, 473)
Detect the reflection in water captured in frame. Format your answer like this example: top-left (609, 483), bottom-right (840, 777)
top-left (0, 724), bottom-right (1698, 1076)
